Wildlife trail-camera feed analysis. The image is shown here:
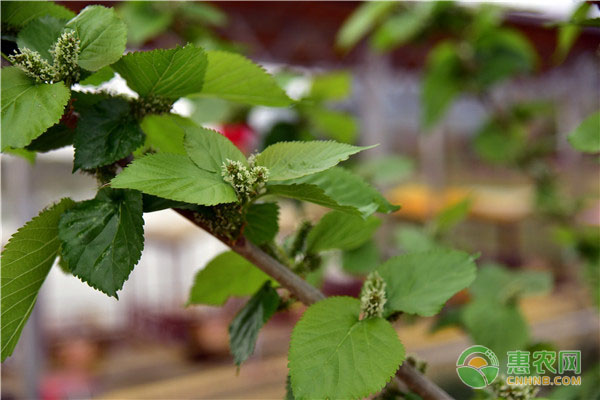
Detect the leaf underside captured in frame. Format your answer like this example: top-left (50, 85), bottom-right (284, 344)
top-left (1, 198), bottom-right (75, 361)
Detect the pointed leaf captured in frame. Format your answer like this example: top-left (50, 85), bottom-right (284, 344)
top-left (278, 166), bottom-right (399, 215)
top-left (58, 189), bottom-right (144, 297)
top-left (342, 240), bottom-right (380, 276)
top-left (79, 66), bottom-right (114, 86)
top-left (306, 211), bottom-right (380, 253)
top-left (198, 51), bottom-right (292, 106)
top-left (469, 263), bottom-right (552, 304)
top-left (183, 124), bottom-right (247, 172)
top-left (336, 2), bottom-right (397, 51)
top-left (111, 153), bottom-right (237, 205)
top-left (73, 97), bottom-right (144, 170)
top-left (138, 113), bottom-right (191, 155)
top-left (1, 1), bottom-right (74, 28)
top-left (462, 300), bottom-right (529, 360)
top-left (112, 45), bottom-right (208, 99)
top-left (26, 123), bottom-right (75, 153)
top-left (289, 297), bottom-right (405, 399)
top-left (377, 249), bottom-right (477, 316)
top-left (421, 41), bottom-right (462, 128)
top-left (266, 184), bottom-right (363, 217)
top-left (66, 5), bottom-right (127, 71)
top-left (568, 111), bottom-right (600, 153)
top-left (229, 282), bottom-right (279, 366)
top-left (17, 15), bottom-right (66, 61)
top-left (1, 198), bottom-right (75, 362)
top-left (188, 251), bottom-right (272, 306)
top-left (245, 203), bottom-right (279, 245)
top-left (1, 67), bottom-right (70, 150)
top-left (256, 141), bottom-right (374, 181)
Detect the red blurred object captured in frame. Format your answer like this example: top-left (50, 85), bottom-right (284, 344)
top-left (218, 123), bottom-right (255, 154)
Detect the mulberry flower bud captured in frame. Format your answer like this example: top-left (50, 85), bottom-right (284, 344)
top-left (9, 48), bottom-right (55, 83)
top-left (489, 376), bottom-right (539, 400)
top-left (250, 165), bottom-right (269, 185)
top-left (221, 159), bottom-right (269, 198)
top-left (51, 30), bottom-right (81, 82)
top-left (360, 271), bottom-right (387, 319)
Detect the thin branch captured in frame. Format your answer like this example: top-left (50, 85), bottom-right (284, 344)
top-left (175, 208), bottom-right (454, 400)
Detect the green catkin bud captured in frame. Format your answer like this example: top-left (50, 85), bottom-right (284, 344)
top-left (360, 271), bottom-right (387, 319)
top-left (51, 30), bottom-right (81, 83)
top-left (9, 48), bottom-right (55, 83)
top-left (489, 375), bottom-right (539, 400)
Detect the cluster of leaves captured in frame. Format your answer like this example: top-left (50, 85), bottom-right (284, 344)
top-left (117, 1), bottom-right (230, 49)
top-left (263, 71), bottom-right (359, 147)
top-left (336, 2), bottom-right (537, 129)
top-left (0, 4), bottom-right (485, 399)
top-left (388, 198), bottom-right (556, 377)
top-left (340, 1), bottom-right (599, 314)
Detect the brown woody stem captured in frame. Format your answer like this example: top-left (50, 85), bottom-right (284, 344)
top-left (174, 208), bottom-right (454, 400)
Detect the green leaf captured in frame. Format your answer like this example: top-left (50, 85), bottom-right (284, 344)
top-left (421, 41), bottom-right (463, 128)
top-left (285, 375), bottom-right (295, 400)
top-left (306, 211), bottom-right (380, 253)
top-left (355, 155), bottom-right (414, 186)
top-left (336, 2), bottom-right (397, 50)
top-left (117, 1), bottom-right (174, 46)
top-left (188, 251), bottom-right (272, 306)
top-left (17, 15), bottom-right (66, 61)
top-left (58, 189), bottom-right (144, 297)
top-left (394, 225), bottom-right (440, 253)
top-left (469, 263), bottom-right (552, 304)
top-left (1, 1), bottom-right (74, 29)
top-left (138, 113), bottom-right (190, 156)
top-left (567, 111), bottom-right (600, 153)
top-left (461, 300), bottom-right (529, 361)
top-left (245, 203), bottom-right (279, 245)
top-left (25, 123), bottom-right (75, 153)
top-left (1, 198), bottom-right (75, 362)
top-left (377, 250), bottom-right (477, 316)
top-left (267, 184), bottom-right (363, 217)
top-left (141, 194), bottom-right (193, 213)
top-left (1, 67), bottom-right (70, 151)
top-left (3, 147), bottom-right (36, 164)
top-left (277, 166), bottom-right (399, 216)
top-left (472, 28), bottom-right (536, 88)
top-left (229, 281), bottom-right (279, 366)
top-left (342, 240), bottom-right (380, 276)
top-left (307, 109), bottom-right (358, 144)
top-left (183, 124), bottom-right (247, 173)
top-left (474, 118), bottom-right (527, 165)
top-left (79, 66), bottom-right (114, 86)
top-left (256, 141), bottom-right (374, 181)
top-left (289, 297), bottom-right (405, 399)
top-left (73, 97), bottom-right (145, 170)
top-left (553, 3), bottom-right (591, 63)
top-left (371, 2), bottom-right (435, 51)
top-left (65, 5), bottom-right (127, 71)
top-left (111, 153), bottom-right (237, 206)
top-left (198, 51), bottom-right (292, 106)
top-left (112, 45), bottom-right (208, 99)
top-left (309, 71), bottom-right (351, 101)
top-left (433, 198), bottom-right (471, 234)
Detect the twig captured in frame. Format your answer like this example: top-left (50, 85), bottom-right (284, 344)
top-left (174, 208), bottom-right (454, 400)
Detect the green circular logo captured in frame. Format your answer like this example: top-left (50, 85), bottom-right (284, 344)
top-left (456, 345), bottom-right (500, 389)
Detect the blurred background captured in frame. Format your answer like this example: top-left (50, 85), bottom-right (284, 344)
top-left (1, 1), bottom-right (599, 399)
